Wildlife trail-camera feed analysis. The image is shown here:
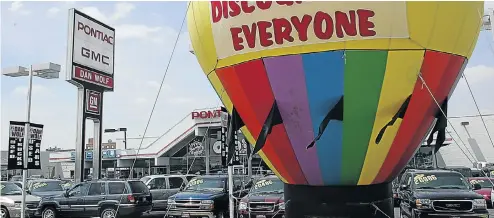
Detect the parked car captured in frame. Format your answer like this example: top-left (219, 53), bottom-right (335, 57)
top-left (238, 175), bottom-right (285, 218)
top-left (166, 175), bottom-right (252, 218)
top-left (36, 179), bottom-right (152, 218)
top-left (0, 181), bottom-right (41, 218)
top-left (140, 174), bottom-right (196, 211)
top-left (26, 179), bottom-right (65, 197)
top-left (469, 177), bottom-right (493, 208)
top-left (398, 169), bottom-right (489, 218)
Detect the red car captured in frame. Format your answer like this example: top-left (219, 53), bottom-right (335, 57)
top-left (468, 177), bottom-right (493, 208)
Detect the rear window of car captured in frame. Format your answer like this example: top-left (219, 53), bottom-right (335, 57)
top-left (128, 181), bottom-right (149, 193)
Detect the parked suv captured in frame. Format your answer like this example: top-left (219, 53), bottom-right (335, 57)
top-left (36, 179), bottom-right (152, 218)
top-left (398, 169), bottom-right (489, 218)
top-left (166, 175), bottom-right (252, 218)
top-left (238, 175), bottom-right (285, 218)
top-left (140, 174), bottom-right (196, 211)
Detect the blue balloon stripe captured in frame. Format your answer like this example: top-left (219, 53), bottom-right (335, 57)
top-left (301, 51), bottom-right (345, 185)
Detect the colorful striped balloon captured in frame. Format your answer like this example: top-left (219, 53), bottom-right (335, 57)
top-left (187, 1), bottom-right (483, 186)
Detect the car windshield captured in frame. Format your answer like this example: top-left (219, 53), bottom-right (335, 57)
top-left (184, 178), bottom-right (224, 191)
top-left (469, 179), bottom-right (494, 188)
top-left (1, 182), bottom-right (23, 195)
top-left (30, 181), bottom-right (64, 192)
top-left (413, 173), bottom-right (469, 190)
top-left (250, 178), bottom-right (283, 194)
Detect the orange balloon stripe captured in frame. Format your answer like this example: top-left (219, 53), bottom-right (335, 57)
top-left (386, 54), bottom-right (466, 181)
top-left (373, 50), bottom-right (461, 183)
top-left (215, 65), bottom-right (295, 184)
top-left (233, 59), bottom-right (308, 184)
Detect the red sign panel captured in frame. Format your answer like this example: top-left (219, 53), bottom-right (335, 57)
top-left (74, 66), bottom-right (114, 89)
top-left (192, 110), bottom-right (222, 119)
top-left (85, 90), bottom-right (101, 115)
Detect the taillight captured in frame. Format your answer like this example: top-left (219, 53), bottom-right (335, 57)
top-left (127, 195), bottom-right (135, 203)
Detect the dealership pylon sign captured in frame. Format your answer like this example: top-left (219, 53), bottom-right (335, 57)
top-left (66, 8), bottom-right (115, 182)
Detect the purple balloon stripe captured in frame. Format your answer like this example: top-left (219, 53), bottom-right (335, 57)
top-left (263, 55), bottom-right (323, 185)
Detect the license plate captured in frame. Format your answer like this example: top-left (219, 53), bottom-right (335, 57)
top-left (450, 217), bottom-right (460, 218)
top-left (256, 216), bottom-right (266, 218)
top-left (182, 213), bottom-right (190, 218)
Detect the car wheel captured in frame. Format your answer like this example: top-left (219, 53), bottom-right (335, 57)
top-left (42, 207), bottom-right (57, 218)
top-left (100, 207), bottom-right (117, 218)
top-left (1, 207), bottom-right (10, 218)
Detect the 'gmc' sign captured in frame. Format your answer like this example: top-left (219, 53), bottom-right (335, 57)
top-left (192, 110), bottom-right (222, 119)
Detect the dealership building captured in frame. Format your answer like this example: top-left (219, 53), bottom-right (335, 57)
top-left (48, 107), bottom-right (265, 179)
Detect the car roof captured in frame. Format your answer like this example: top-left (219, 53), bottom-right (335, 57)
top-left (29, 179), bottom-right (60, 182)
top-left (407, 169), bottom-right (461, 174)
top-left (142, 174), bottom-right (189, 179)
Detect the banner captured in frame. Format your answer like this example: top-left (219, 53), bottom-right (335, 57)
top-left (8, 121), bottom-right (44, 170)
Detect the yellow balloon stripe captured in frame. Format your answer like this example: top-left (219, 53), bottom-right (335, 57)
top-left (358, 50), bottom-right (425, 185)
top-left (216, 39), bottom-right (421, 69)
top-left (207, 71), bottom-right (287, 183)
top-left (406, 1), bottom-right (483, 60)
top-left (188, 2), bottom-right (481, 71)
top-left (187, 1), bottom-right (218, 74)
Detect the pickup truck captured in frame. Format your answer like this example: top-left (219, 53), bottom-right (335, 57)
top-left (166, 175), bottom-right (251, 218)
top-left (238, 175), bottom-right (285, 218)
top-left (398, 169), bottom-right (489, 218)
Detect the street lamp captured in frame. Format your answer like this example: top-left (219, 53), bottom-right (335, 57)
top-left (104, 128), bottom-right (128, 149)
top-left (2, 62), bottom-right (61, 218)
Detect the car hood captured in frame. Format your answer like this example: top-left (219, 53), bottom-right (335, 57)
top-left (414, 189), bottom-right (484, 200)
top-left (474, 188), bottom-right (492, 196)
top-left (31, 191), bottom-right (65, 197)
top-left (243, 192), bottom-right (284, 203)
top-left (172, 190), bottom-right (224, 200)
top-left (0, 194), bottom-right (40, 203)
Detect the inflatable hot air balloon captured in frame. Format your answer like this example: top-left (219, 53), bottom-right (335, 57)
top-left (188, 1), bottom-right (483, 217)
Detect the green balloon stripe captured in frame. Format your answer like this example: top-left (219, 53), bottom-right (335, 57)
top-left (340, 50), bottom-right (388, 185)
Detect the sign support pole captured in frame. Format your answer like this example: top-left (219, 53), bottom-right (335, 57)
top-left (74, 88), bottom-right (86, 183)
top-left (93, 119), bottom-right (102, 179)
top-left (20, 65), bottom-right (33, 218)
top-left (228, 163), bottom-right (234, 218)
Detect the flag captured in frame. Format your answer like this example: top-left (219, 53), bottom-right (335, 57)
top-left (307, 95), bottom-right (344, 149)
top-left (251, 101), bottom-right (284, 156)
top-left (426, 97), bottom-right (448, 153)
top-left (375, 95), bottom-right (412, 144)
top-left (226, 106), bottom-right (245, 164)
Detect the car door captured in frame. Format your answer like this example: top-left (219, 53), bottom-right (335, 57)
top-left (166, 177), bottom-right (185, 199)
top-left (64, 183), bottom-right (89, 215)
top-left (148, 177), bottom-right (167, 210)
top-left (83, 182), bottom-right (106, 217)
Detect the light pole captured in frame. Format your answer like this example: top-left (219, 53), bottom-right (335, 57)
top-left (2, 62), bottom-right (61, 218)
top-left (104, 128), bottom-right (128, 150)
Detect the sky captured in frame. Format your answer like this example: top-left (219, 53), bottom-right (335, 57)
top-left (1, 1), bottom-right (494, 166)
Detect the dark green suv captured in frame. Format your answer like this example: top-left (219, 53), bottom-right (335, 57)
top-left (398, 169), bottom-right (489, 218)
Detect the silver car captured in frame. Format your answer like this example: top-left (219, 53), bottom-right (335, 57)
top-left (0, 182), bottom-right (40, 218)
top-left (140, 174), bottom-right (196, 211)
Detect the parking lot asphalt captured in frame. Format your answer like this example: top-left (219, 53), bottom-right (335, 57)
top-left (134, 209), bottom-right (494, 218)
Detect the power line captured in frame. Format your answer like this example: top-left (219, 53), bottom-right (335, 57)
top-left (448, 114), bottom-right (494, 118)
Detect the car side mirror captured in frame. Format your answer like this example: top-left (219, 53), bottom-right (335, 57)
top-left (25, 190), bottom-right (31, 195)
top-left (147, 185), bottom-right (151, 190)
top-left (473, 183), bottom-right (481, 190)
top-left (400, 184), bottom-right (409, 190)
